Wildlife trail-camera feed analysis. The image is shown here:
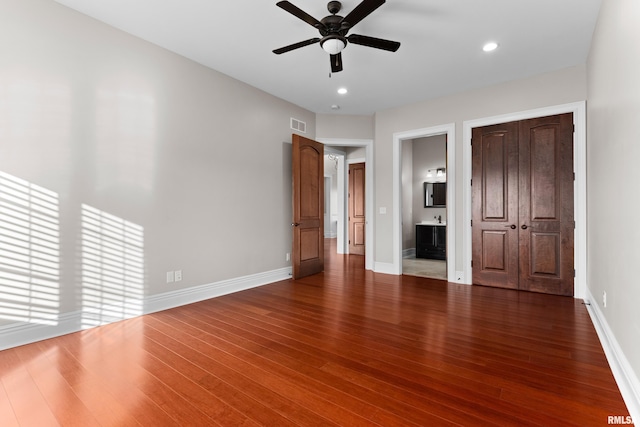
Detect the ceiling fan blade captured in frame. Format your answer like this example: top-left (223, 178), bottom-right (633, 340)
top-left (273, 38), bottom-right (321, 54)
top-left (347, 34), bottom-right (400, 52)
top-left (276, 1), bottom-right (326, 30)
top-left (341, 0), bottom-right (385, 29)
top-left (330, 53), bottom-right (343, 73)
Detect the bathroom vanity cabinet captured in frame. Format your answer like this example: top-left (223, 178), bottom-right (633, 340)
top-left (416, 224), bottom-right (446, 260)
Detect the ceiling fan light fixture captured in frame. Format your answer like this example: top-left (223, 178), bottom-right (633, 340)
top-left (321, 36), bottom-right (346, 55)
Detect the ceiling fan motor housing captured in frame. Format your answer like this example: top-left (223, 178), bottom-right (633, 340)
top-left (327, 1), bottom-right (342, 14)
top-left (320, 14), bottom-right (346, 36)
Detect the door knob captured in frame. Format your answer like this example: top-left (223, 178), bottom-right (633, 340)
top-left (521, 224), bottom-right (528, 230)
top-left (292, 222), bottom-right (301, 227)
top-left (505, 224), bottom-right (516, 229)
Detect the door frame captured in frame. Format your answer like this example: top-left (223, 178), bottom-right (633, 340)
top-left (318, 138), bottom-right (374, 271)
top-left (392, 123), bottom-right (457, 282)
top-left (462, 101), bottom-right (587, 298)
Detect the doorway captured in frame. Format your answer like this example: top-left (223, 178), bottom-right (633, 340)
top-left (401, 135), bottom-right (447, 280)
top-left (392, 123), bottom-right (456, 281)
top-left (319, 138), bottom-right (374, 270)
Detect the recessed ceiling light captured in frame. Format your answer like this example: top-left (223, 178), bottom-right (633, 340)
top-left (483, 42), bottom-right (499, 52)
top-left (337, 87), bottom-right (348, 95)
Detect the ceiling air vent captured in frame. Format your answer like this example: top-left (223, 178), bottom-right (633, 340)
top-left (290, 117), bottom-right (306, 133)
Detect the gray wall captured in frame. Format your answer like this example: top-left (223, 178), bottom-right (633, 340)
top-left (587, 0), bottom-right (640, 397)
top-left (316, 114), bottom-right (374, 140)
top-left (401, 141), bottom-right (413, 250)
top-left (0, 0), bottom-right (315, 328)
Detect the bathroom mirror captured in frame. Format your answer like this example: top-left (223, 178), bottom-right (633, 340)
top-left (424, 182), bottom-right (446, 207)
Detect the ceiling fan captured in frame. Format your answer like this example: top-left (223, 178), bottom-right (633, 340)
top-left (272, 0), bottom-right (401, 73)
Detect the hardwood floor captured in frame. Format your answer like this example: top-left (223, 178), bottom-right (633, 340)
top-left (0, 239), bottom-right (631, 426)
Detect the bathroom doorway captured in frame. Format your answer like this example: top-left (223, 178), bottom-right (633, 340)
top-left (401, 134), bottom-right (448, 280)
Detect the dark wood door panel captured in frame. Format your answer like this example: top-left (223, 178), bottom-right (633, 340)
top-left (472, 113), bottom-right (574, 296)
top-left (475, 229), bottom-right (518, 289)
top-left (299, 146), bottom-right (321, 220)
top-left (518, 114), bottom-right (574, 296)
top-left (480, 131), bottom-right (510, 221)
top-left (482, 230), bottom-right (507, 271)
top-left (528, 125), bottom-right (561, 220)
top-left (472, 122), bottom-right (519, 289)
top-left (528, 232), bottom-right (561, 276)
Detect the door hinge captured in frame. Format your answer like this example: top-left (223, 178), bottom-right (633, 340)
top-left (470, 220), bottom-right (473, 227)
top-left (471, 260), bottom-right (473, 268)
top-left (573, 172), bottom-right (576, 181)
top-left (470, 179), bottom-right (472, 186)
top-left (574, 269), bottom-right (576, 277)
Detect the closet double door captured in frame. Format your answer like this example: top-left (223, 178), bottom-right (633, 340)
top-left (472, 113), bottom-right (574, 296)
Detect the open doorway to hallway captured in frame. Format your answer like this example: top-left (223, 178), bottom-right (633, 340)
top-left (320, 138), bottom-right (374, 271)
top-left (324, 146), bottom-right (367, 258)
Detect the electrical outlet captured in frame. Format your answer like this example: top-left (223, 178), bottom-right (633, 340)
top-left (603, 291), bottom-right (607, 308)
top-left (286, 253), bottom-right (290, 262)
top-left (174, 270), bottom-right (182, 282)
top-left (166, 271), bottom-right (174, 283)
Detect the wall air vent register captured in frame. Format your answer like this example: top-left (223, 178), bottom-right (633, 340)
top-left (290, 118), bottom-right (306, 133)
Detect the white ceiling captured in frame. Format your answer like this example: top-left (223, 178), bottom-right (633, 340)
top-left (53, 0), bottom-right (601, 115)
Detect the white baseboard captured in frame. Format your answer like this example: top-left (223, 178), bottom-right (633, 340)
top-left (144, 267), bottom-right (291, 314)
top-left (585, 288), bottom-right (640, 422)
top-left (374, 262), bottom-right (397, 275)
top-left (403, 248), bottom-right (416, 259)
top-left (0, 310), bottom-right (84, 351)
top-left (0, 267), bottom-right (292, 351)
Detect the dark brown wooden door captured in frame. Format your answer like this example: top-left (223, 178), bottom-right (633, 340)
top-left (348, 162), bottom-right (366, 256)
top-left (292, 134), bottom-right (324, 279)
top-left (472, 114), bottom-right (574, 296)
top-left (472, 121), bottom-right (520, 290)
top-left (518, 114), bottom-right (574, 295)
